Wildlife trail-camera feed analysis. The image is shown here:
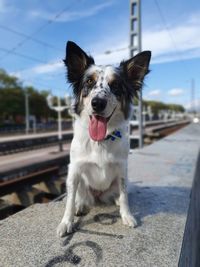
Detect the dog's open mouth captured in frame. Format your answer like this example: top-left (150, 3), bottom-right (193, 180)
top-left (89, 109), bottom-right (115, 141)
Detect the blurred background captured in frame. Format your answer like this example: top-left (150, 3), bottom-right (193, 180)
top-left (0, 0), bottom-right (199, 218)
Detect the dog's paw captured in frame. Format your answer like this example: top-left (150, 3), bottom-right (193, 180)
top-left (57, 221), bottom-right (73, 237)
top-left (121, 213), bottom-right (137, 228)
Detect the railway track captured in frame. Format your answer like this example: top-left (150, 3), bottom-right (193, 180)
top-left (0, 166), bottom-right (59, 197)
top-left (130, 119), bottom-right (190, 148)
top-left (0, 166), bottom-right (68, 219)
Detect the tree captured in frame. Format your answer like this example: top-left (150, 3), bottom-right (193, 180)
top-left (143, 100), bottom-right (185, 114)
top-left (0, 69), bottom-right (56, 123)
top-left (166, 104), bottom-right (185, 112)
top-left (0, 87), bottom-right (25, 121)
top-left (0, 69), bottom-right (22, 89)
top-left (0, 69), bottom-right (68, 124)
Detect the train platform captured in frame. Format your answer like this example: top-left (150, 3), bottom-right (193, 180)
top-left (0, 144), bottom-right (70, 176)
top-left (0, 130), bottom-right (73, 143)
top-left (0, 123), bottom-right (200, 266)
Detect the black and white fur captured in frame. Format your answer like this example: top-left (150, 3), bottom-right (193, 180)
top-left (57, 41), bottom-right (151, 237)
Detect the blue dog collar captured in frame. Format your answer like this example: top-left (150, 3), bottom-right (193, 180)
top-left (105, 130), bottom-right (122, 141)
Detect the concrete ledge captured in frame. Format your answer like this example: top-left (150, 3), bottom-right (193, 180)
top-left (179, 149), bottom-right (200, 266)
top-left (0, 123), bottom-right (200, 267)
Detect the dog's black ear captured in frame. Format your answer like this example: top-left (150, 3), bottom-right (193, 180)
top-left (120, 51), bottom-right (151, 94)
top-left (64, 41), bottom-right (95, 86)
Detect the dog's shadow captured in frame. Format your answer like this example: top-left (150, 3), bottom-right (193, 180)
top-left (128, 181), bottom-right (190, 226)
top-left (60, 181), bottom-right (190, 230)
top-left (60, 181), bottom-right (190, 231)
top-left (75, 182), bottom-right (190, 227)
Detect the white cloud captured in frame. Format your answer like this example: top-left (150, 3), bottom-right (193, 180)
top-left (85, 12), bottom-right (200, 66)
top-left (11, 11), bottom-right (200, 92)
top-left (148, 89), bottom-right (161, 96)
top-left (30, 2), bottom-right (113, 22)
top-left (10, 60), bottom-right (66, 93)
top-left (12, 60), bottom-right (64, 78)
top-left (32, 61), bottom-right (63, 74)
top-left (168, 88), bottom-right (184, 96)
top-left (143, 12), bottom-right (200, 64)
top-left (143, 89), bottom-right (162, 100)
top-left (15, 11), bottom-right (200, 83)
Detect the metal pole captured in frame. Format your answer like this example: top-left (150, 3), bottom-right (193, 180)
top-left (191, 79), bottom-right (195, 114)
top-left (138, 92), bottom-right (143, 148)
top-left (47, 94), bottom-right (71, 153)
top-left (57, 97), bottom-right (63, 152)
top-left (25, 91), bottom-right (29, 134)
top-left (130, 0), bottom-right (143, 148)
top-left (137, 0), bottom-right (143, 148)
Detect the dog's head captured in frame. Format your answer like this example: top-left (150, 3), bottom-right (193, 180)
top-left (64, 41), bottom-right (151, 141)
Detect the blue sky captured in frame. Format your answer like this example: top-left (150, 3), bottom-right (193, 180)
top-left (0, 0), bottom-right (200, 110)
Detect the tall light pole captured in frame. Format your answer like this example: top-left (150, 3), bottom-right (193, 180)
top-left (47, 94), bottom-right (71, 152)
top-left (25, 90), bottom-right (30, 134)
top-left (130, 0), bottom-right (143, 148)
top-left (191, 78), bottom-right (195, 114)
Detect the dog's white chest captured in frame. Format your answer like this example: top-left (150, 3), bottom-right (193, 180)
top-left (82, 160), bottom-right (118, 191)
top-left (70, 133), bottom-right (128, 191)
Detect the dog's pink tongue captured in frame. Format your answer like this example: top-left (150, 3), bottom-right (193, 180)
top-left (89, 115), bottom-right (107, 141)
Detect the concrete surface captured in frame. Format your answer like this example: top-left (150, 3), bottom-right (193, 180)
top-left (0, 144), bottom-right (70, 176)
top-left (0, 123), bottom-right (200, 267)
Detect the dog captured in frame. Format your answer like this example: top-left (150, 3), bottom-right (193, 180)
top-left (57, 41), bottom-right (151, 237)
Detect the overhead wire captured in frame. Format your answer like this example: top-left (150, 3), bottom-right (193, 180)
top-left (153, 0), bottom-right (193, 109)
top-left (0, 23), bottom-right (128, 59)
top-left (104, 46), bottom-right (129, 54)
top-left (154, 0), bottom-right (191, 70)
top-left (0, 1), bottom-right (83, 90)
top-left (0, 47), bottom-right (46, 64)
top-left (0, 46), bottom-right (64, 71)
top-left (0, 24), bottom-right (62, 52)
top-left (0, 2), bottom-right (78, 61)
top-left (0, 0), bottom-right (130, 90)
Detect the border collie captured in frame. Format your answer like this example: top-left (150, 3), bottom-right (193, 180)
top-left (57, 41), bottom-right (151, 237)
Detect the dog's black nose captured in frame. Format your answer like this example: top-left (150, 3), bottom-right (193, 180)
top-left (91, 97), bottom-right (107, 113)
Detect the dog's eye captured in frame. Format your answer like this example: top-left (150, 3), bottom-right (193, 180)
top-left (109, 81), bottom-right (120, 91)
top-left (110, 81), bottom-right (119, 89)
top-left (109, 81), bottom-right (122, 97)
top-left (86, 78), bottom-right (93, 86)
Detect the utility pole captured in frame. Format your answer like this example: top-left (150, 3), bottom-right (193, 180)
top-left (191, 78), bottom-right (195, 114)
top-left (25, 90), bottom-right (30, 134)
top-left (129, 0), bottom-right (143, 148)
top-left (47, 94), bottom-right (71, 152)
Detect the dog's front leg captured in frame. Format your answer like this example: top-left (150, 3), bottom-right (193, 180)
top-left (57, 166), bottom-right (79, 237)
top-left (118, 177), bottom-right (137, 227)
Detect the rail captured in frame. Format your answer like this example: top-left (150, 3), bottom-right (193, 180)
top-left (0, 166), bottom-right (59, 197)
top-left (130, 120), bottom-right (190, 148)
